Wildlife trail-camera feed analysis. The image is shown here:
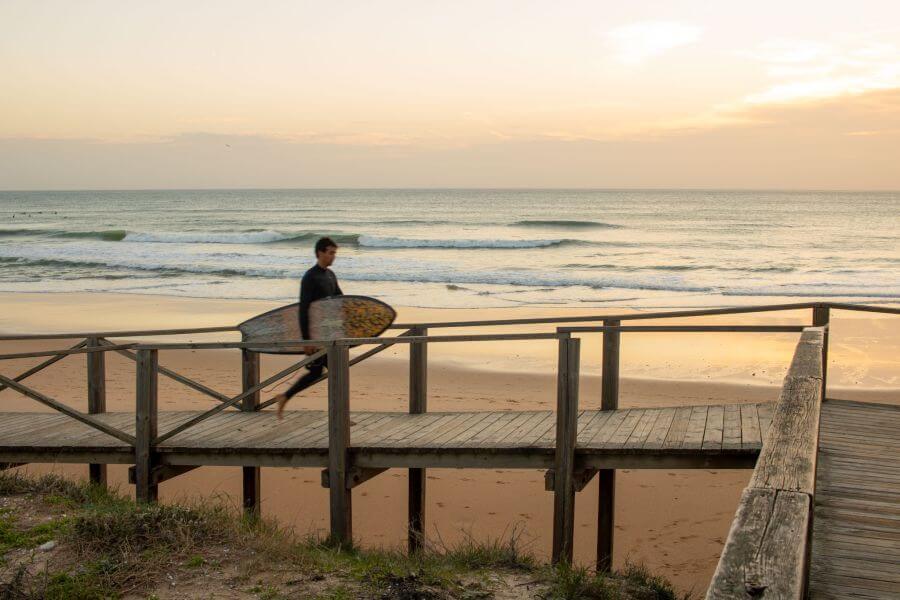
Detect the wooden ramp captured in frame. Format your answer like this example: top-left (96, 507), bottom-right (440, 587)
top-left (808, 399), bottom-right (900, 599)
top-left (0, 403), bottom-right (770, 470)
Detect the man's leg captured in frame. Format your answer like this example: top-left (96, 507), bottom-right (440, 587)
top-left (275, 358), bottom-right (326, 418)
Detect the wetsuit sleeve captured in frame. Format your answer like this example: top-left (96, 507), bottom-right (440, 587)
top-left (299, 274), bottom-right (313, 340)
top-left (335, 277), bottom-right (343, 296)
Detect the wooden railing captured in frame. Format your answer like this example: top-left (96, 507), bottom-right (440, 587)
top-left (1, 302), bottom-right (896, 564)
top-left (706, 327), bottom-right (825, 599)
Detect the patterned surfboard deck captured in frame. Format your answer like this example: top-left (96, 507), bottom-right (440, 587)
top-left (237, 296), bottom-right (396, 354)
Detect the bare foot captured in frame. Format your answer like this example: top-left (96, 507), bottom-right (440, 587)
top-left (273, 394), bottom-right (288, 420)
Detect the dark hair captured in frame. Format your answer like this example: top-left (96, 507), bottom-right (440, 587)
top-left (315, 237), bottom-right (338, 256)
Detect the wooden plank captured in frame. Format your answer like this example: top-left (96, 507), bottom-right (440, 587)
top-left (0, 374), bottom-right (136, 445)
top-left (496, 411), bottom-right (554, 448)
top-left (422, 412), bottom-right (491, 448)
top-left (740, 403), bottom-right (761, 449)
top-left (624, 409), bottom-right (660, 449)
top-left (757, 402), bottom-right (774, 439)
top-left (442, 411), bottom-right (504, 447)
top-left (576, 411), bottom-right (612, 446)
top-left (706, 488), bottom-right (810, 599)
top-left (681, 405), bottom-right (710, 450)
top-left (604, 409), bottom-right (644, 449)
top-left (642, 407), bottom-right (675, 450)
top-left (749, 377), bottom-right (822, 494)
top-left (466, 412), bottom-right (525, 446)
top-left (663, 406), bottom-right (693, 449)
top-left (702, 405), bottom-right (724, 451)
top-left (722, 404), bottom-right (742, 450)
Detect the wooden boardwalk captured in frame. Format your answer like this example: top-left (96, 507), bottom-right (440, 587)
top-left (0, 403), bottom-right (770, 470)
top-left (808, 399), bottom-right (900, 599)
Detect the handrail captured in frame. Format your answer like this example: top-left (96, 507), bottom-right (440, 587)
top-left (0, 325), bottom-right (239, 341)
top-left (0, 343), bottom-right (137, 361)
top-left (132, 332), bottom-right (566, 351)
top-left (557, 325), bottom-right (808, 333)
top-left (1, 302), bottom-right (895, 343)
top-left (706, 327), bottom-right (825, 599)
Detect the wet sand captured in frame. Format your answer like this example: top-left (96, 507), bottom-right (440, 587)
top-left (1, 292), bottom-right (897, 592)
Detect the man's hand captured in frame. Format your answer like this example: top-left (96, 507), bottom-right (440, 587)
top-left (304, 345), bottom-right (319, 355)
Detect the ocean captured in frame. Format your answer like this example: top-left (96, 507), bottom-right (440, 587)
top-left (1, 189), bottom-right (898, 309)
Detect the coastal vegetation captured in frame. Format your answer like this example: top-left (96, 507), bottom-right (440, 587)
top-left (0, 471), bottom-right (686, 599)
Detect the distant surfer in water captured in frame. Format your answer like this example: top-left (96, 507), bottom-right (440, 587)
top-left (271, 237), bottom-right (343, 419)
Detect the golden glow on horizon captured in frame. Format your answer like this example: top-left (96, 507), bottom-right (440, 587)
top-left (0, 1), bottom-right (898, 189)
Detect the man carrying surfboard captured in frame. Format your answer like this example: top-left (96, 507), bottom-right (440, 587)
top-left (271, 237), bottom-right (342, 418)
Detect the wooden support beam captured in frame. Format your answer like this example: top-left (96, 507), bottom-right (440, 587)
top-left (327, 345), bottom-right (352, 546)
top-left (321, 467), bottom-right (388, 489)
top-left (552, 336), bottom-right (580, 564)
top-left (544, 468), bottom-right (598, 492)
top-left (135, 349), bottom-right (159, 503)
top-left (241, 349), bottom-right (261, 518)
top-left (128, 464), bottom-right (198, 485)
top-left (598, 318), bottom-right (619, 572)
top-left (812, 305), bottom-right (829, 399)
top-left (86, 337), bottom-right (107, 487)
top-left (408, 326), bottom-right (427, 554)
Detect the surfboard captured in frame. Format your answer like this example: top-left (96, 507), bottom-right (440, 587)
top-left (238, 295), bottom-right (397, 354)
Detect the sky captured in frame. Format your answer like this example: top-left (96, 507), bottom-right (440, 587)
top-left (1, 0), bottom-right (899, 190)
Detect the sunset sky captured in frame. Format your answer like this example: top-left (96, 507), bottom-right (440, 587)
top-left (1, 0), bottom-right (898, 189)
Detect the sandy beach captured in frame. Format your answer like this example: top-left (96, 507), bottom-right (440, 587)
top-left (1, 292), bottom-right (897, 592)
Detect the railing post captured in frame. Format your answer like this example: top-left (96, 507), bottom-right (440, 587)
top-left (812, 304), bottom-right (829, 399)
top-left (408, 326), bottom-right (427, 553)
top-left (552, 335), bottom-right (580, 563)
top-left (241, 349), bottom-right (261, 518)
top-left (86, 336), bottom-right (107, 487)
top-left (327, 344), bottom-right (352, 546)
top-left (135, 349), bottom-right (159, 503)
top-left (598, 318), bottom-right (620, 572)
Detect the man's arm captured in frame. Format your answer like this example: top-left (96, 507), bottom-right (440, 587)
top-left (299, 273), bottom-right (313, 340)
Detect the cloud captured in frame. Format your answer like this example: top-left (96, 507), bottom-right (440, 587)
top-left (606, 21), bottom-right (702, 65)
top-left (2, 89), bottom-right (897, 190)
top-left (743, 34), bottom-right (900, 105)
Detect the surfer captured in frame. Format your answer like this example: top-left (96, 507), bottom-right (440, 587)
top-left (271, 237), bottom-right (343, 419)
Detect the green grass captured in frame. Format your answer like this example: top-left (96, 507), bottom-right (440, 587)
top-left (0, 471), bottom-right (686, 599)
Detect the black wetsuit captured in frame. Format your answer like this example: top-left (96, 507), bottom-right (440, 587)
top-left (284, 264), bottom-right (343, 399)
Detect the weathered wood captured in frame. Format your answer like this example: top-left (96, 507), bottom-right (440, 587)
top-left (86, 337), bottom-right (107, 486)
top-left (241, 349), bottom-right (261, 518)
top-left (0, 326), bottom-right (237, 341)
top-left (393, 302), bottom-right (819, 330)
top-left (812, 304), bottom-right (829, 399)
top-left (0, 374), bottom-right (136, 445)
top-left (598, 318), bottom-right (619, 571)
top-left (135, 349), bottom-right (159, 503)
top-left (327, 345), bottom-right (352, 546)
top-left (544, 468), bottom-right (598, 492)
top-left (408, 326), bottom-right (427, 553)
top-left (706, 328), bottom-right (825, 598)
top-left (808, 399), bottom-right (900, 599)
top-left (127, 464), bottom-right (198, 485)
top-left (552, 336), bottom-right (580, 564)
top-left (706, 488), bottom-right (811, 599)
top-left (0, 344), bottom-right (136, 361)
top-left (561, 325), bottom-right (808, 333)
top-left (597, 468), bottom-right (616, 572)
top-left (321, 467), bottom-right (388, 489)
